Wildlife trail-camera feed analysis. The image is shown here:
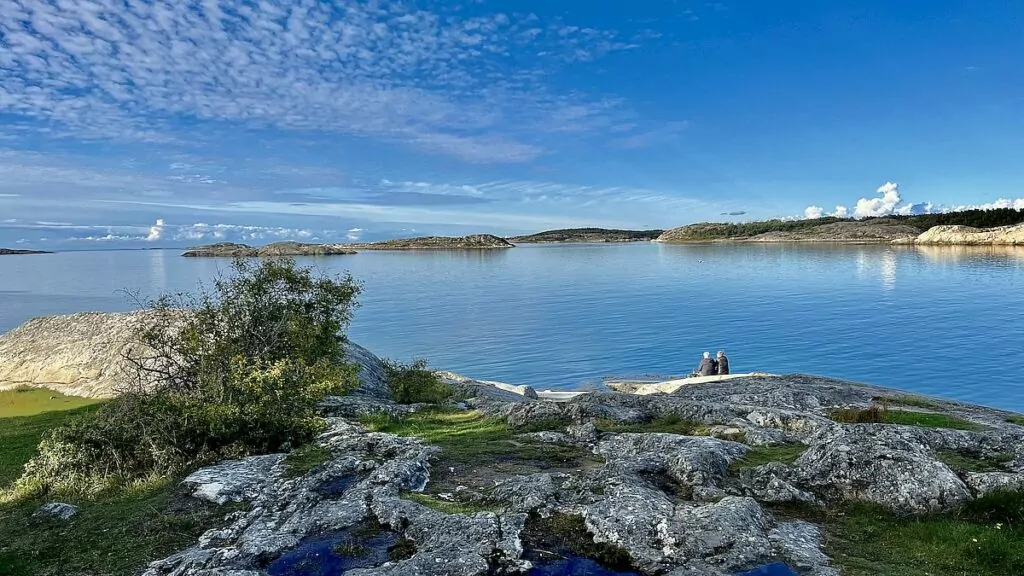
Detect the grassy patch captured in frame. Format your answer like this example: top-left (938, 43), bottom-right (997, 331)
top-left (1005, 415), bottom-right (1024, 426)
top-left (829, 405), bottom-right (985, 431)
top-left (520, 513), bottom-right (635, 572)
top-left (769, 492), bottom-right (1024, 576)
top-left (360, 409), bottom-right (601, 467)
top-left (871, 395), bottom-right (941, 410)
top-left (0, 387), bottom-right (103, 419)
top-left (402, 492), bottom-right (502, 515)
top-left (0, 393), bottom-right (242, 576)
top-left (937, 451), bottom-right (1014, 474)
top-left (730, 443), bottom-right (806, 471)
top-left (283, 444), bottom-right (333, 478)
top-left (595, 414), bottom-right (711, 436)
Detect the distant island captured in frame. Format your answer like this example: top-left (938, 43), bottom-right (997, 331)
top-left (182, 242), bottom-right (357, 258)
top-left (182, 235), bottom-right (514, 257)
top-left (0, 248), bottom-right (51, 255)
top-left (507, 228), bottom-right (663, 244)
top-left (343, 234), bottom-right (513, 250)
top-left (656, 208), bottom-right (1024, 245)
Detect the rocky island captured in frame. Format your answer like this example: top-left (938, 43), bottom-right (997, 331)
top-left (507, 228), bottom-right (664, 244)
top-left (181, 241), bottom-right (358, 257)
top-left (0, 248), bottom-right (51, 255)
top-left (655, 208), bottom-right (1024, 246)
top-left (343, 234), bottom-right (514, 250)
top-left (657, 218), bottom-right (922, 244)
top-left (2, 310), bottom-right (1024, 576)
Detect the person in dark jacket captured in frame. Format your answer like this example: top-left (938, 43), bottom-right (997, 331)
top-left (696, 352), bottom-right (717, 376)
top-left (716, 350), bottom-right (730, 375)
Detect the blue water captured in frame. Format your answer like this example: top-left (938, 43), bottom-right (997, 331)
top-left (1, 243), bottom-right (1022, 411)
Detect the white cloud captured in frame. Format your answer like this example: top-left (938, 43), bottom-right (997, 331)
top-left (346, 228), bottom-right (365, 241)
top-left (146, 219), bottom-right (166, 242)
top-left (854, 182), bottom-right (903, 218)
top-left (0, 0), bottom-right (668, 162)
top-left (953, 198), bottom-right (1024, 211)
top-left (804, 206), bottom-right (824, 219)
top-left (803, 181), bottom-right (1024, 220)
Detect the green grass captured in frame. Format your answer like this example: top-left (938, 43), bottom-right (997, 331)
top-left (798, 492), bottom-right (1024, 576)
top-left (360, 409), bottom-right (602, 467)
top-left (730, 443), bottom-right (806, 471)
top-left (829, 405), bottom-right (986, 431)
top-left (937, 451), bottom-right (1014, 473)
top-left (0, 389), bottom-right (240, 576)
top-left (595, 414), bottom-right (711, 436)
top-left (0, 387), bottom-right (103, 418)
top-left (402, 492), bottom-right (502, 515)
top-left (871, 395), bottom-right (941, 410)
top-left (283, 444), bottom-right (333, 478)
top-left (1005, 415), bottom-right (1024, 426)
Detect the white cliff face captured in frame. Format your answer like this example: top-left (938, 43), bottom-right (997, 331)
top-left (902, 223), bottom-right (1024, 245)
top-left (0, 311), bottom-right (156, 398)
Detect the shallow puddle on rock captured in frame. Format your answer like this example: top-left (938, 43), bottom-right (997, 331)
top-left (314, 473), bottom-right (362, 496)
top-left (526, 556), bottom-right (640, 575)
top-left (265, 521), bottom-right (405, 576)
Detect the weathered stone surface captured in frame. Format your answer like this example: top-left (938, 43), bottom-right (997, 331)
top-left (963, 472), bottom-right (1024, 497)
top-left (33, 502), bottom-right (79, 520)
top-left (769, 522), bottom-right (837, 575)
top-left (182, 455), bottom-right (286, 505)
top-left (899, 223), bottom-right (1024, 245)
top-left (0, 311), bottom-right (156, 398)
top-left (794, 424), bottom-right (972, 514)
top-left (0, 311), bottom-right (394, 400)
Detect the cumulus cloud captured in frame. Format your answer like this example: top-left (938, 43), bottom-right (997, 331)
top-left (803, 182), bottom-right (1024, 220)
top-left (146, 219), bottom-right (166, 242)
top-left (853, 182), bottom-right (902, 218)
top-left (346, 228), bottom-right (365, 241)
top-left (804, 206), bottom-right (824, 219)
top-left (0, 0), bottom-right (667, 163)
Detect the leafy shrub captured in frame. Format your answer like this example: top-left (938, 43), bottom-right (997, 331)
top-left (383, 359), bottom-right (452, 404)
top-left (18, 258), bottom-right (362, 496)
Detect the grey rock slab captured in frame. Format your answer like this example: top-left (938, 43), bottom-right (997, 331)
top-left (33, 502), bottom-right (79, 520)
top-left (794, 424), bottom-right (971, 514)
top-left (182, 454), bottom-right (285, 505)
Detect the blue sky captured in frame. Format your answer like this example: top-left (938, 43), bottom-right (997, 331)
top-left (1, 0), bottom-right (1023, 248)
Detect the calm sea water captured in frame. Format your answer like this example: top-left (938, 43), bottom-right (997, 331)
top-left (1, 243), bottom-right (1022, 411)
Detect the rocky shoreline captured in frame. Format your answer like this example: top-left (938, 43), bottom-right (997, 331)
top-left (3, 312), bottom-right (1024, 575)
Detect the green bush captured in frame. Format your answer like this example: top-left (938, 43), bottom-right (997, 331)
top-left (17, 258), bottom-right (362, 496)
top-left (382, 359), bottom-right (453, 404)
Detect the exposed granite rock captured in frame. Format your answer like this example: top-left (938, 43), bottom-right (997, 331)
top-left (344, 234), bottom-right (514, 250)
top-left (507, 228), bottom-right (663, 244)
top-left (182, 455), bottom-right (286, 505)
top-left (33, 502), bottom-right (79, 520)
top-left (0, 248), bottom-right (52, 255)
top-left (0, 311), bottom-right (157, 398)
top-left (0, 312), bottom-right (391, 399)
top-left (181, 241), bottom-right (357, 257)
top-left (895, 223), bottom-right (1024, 245)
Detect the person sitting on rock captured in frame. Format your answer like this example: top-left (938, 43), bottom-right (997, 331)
top-left (696, 351), bottom-right (717, 376)
top-left (717, 350), bottom-right (730, 375)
